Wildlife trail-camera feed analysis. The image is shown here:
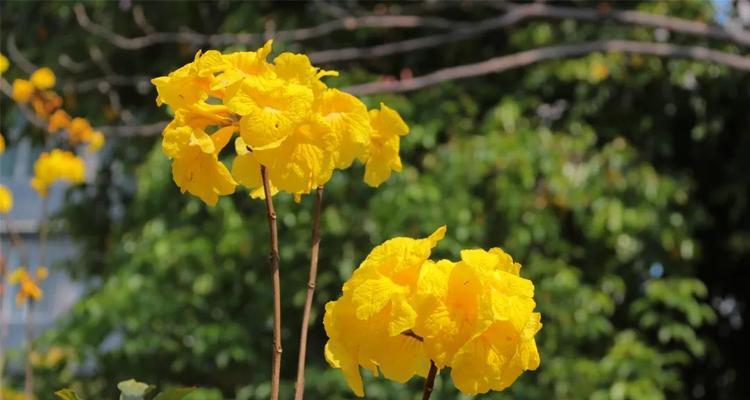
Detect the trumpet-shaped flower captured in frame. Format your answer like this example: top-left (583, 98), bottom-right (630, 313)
top-left (162, 120), bottom-right (236, 206)
top-left (324, 228), bottom-right (541, 397)
top-left (363, 103), bottom-right (410, 187)
top-left (30, 149), bottom-right (86, 197)
top-left (317, 89), bottom-right (371, 169)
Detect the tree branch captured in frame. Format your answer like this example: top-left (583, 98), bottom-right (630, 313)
top-left (309, 2), bottom-right (750, 63)
top-left (72, 3), bottom-right (459, 50)
top-left (346, 39), bottom-right (750, 96)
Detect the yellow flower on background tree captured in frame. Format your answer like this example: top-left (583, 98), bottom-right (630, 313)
top-left (30, 149), bottom-right (86, 197)
top-left (9, 267), bottom-right (48, 305)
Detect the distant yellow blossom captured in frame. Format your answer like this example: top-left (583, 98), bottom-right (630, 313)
top-left (30, 149), bottom-right (86, 197)
top-left (0, 53), bottom-right (8, 74)
top-left (48, 109), bottom-right (72, 133)
top-left (324, 227), bottom-right (541, 397)
top-left (0, 184), bottom-right (12, 213)
top-left (31, 90), bottom-right (62, 119)
top-left (9, 267), bottom-right (48, 305)
top-left (0, 132), bottom-right (5, 153)
top-left (12, 79), bottom-right (34, 103)
top-left (68, 117), bottom-right (94, 143)
top-left (87, 131), bottom-right (105, 152)
top-left (152, 40), bottom-right (410, 205)
top-left (30, 67), bottom-right (56, 90)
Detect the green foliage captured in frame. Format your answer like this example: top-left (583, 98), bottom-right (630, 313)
top-left (2, 1), bottom-right (748, 399)
top-left (54, 379), bottom-right (195, 400)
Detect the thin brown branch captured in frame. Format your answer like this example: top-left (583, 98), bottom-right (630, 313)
top-left (422, 361), bottom-right (438, 400)
top-left (72, 3), bottom-right (458, 50)
top-left (294, 186), bottom-right (324, 400)
top-left (6, 34), bottom-right (37, 74)
top-left (73, 75), bottom-right (151, 92)
top-left (0, 221), bottom-right (6, 397)
top-left (24, 302), bottom-right (33, 400)
top-left (260, 166), bottom-right (282, 400)
top-left (309, 2), bottom-right (750, 64)
top-left (346, 39), bottom-right (750, 96)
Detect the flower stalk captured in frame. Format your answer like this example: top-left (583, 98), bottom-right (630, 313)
top-left (294, 186), bottom-right (324, 400)
top-left (261, 165), bottom-right (282, 400)
top-left (422, 361), bottom-right (438, 400)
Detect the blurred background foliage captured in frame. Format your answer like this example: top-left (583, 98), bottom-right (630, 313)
top-left (1, 0), bottom-right (749, 399)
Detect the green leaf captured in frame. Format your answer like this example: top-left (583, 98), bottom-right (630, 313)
top-left (153, 387), bottom-right (198, 400)
top-left (55, 389), bottom-right (83, 400)
top-left (117, 379), bottom-right (156, 400)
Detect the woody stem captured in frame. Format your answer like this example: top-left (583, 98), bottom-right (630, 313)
top-left (422, 361), bottom-right (438, 400)
top-left (261, 166), bottom-right (282, 400)
top-left (25, 195), bottom-right (48, 399)
top-left (293, 186), bottom-right (324, 400)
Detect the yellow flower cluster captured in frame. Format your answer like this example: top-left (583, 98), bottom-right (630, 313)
top-left (5, 57), bottom-right (105, 152)
top-left (29, 149), bottom-right (86, 197)
top-left (9, 267), bottom-right (48, 305)
top-left (152, 41), bottom-right (409, 205)
top-left (324, 227), bottom-right (541, 396)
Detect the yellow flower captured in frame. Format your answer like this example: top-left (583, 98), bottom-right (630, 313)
top-left (251, 115), bottom-right (338, 194)
top-left (324, 229), bottom-right (541, 397)
top-left (31, 91), bottom-right (62, 119)
top-left (317, 89), bottom-right (371, 169)
top-left (9, 267), bottom-right (47, 305)
top-left (12, 79), bottom-right (34, 104)
top-left (0, 132), bottom-right (5, 153)
top-left (152, 41), bottom-right (410, 203)
top-left (363, 103), bottom-right (409, 187)
top-left (231, 137), bottom-right (276, 199)
top-left (0, 184), bottom-right (13, 213)
top-left (30, 149), bottom-right (86, 197)
top-left (30, 67), bottom-right (56, 90)
top-left (414, 248), bottom-right (540, 395)
top-left (231, 76), bottom-right (313, 150)
top-left (0, 53), bottom-right (8, 74)
top-left (68, 117), bottom-right (94, 144)
top-left (324, 227), bottom-right (446, 396)
top-left (162, 120), bottom-right (237, 206)
top-left (151, 50), bottom-right (227, 110)
top-left (48, 109), bottom-right (71, 133)
top-left (87, 130), bottom-right (105, 152)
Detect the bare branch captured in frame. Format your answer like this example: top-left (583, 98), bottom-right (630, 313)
top-left (309, 3), bottom-right (750, 64)
top-left (73, 75), bottom-right (151, 92)
top-left (345, 40), bottom-right (750, 96)
top-left (6, 34), bottom-right (37, 74)
top-left (97, 121), bottom-right (167, 137)
top-left (72, 3), bottom-right (460, 50)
